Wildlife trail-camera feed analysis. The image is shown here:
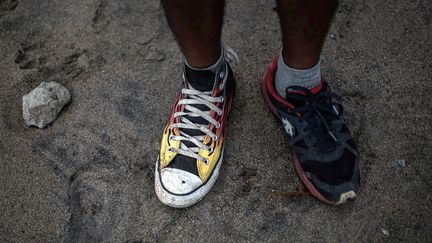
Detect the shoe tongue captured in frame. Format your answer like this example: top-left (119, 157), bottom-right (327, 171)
top-left (285, 82), bottom-right (325, 107)
top-left (286, 82), bottom-right (323, 96)
top-left (286, 82), bottom-right (338, 151)
top-left (180, 65), bottom-right (223, 149)
top-left (185, 67), bottom-right (217, 92)
top-left (285, 82), bottom-right (329, 127)
top-left (309, 82), bottom-right (324, 95)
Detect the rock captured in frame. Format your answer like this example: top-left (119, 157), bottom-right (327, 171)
top-left (397, 159), bottom-right (406, 167)
top-left (381, 228), bottom-right (389, 236)
top-left (22, 82), bottom-right (71, 128)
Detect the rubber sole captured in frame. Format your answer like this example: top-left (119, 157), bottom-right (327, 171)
top-left (154, 149), bottom-right (224, 208)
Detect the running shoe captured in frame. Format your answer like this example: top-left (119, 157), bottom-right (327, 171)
top-left (155, 49), bottom-right (237, 208)
top-left (261, 56), bottom-right (361, 204)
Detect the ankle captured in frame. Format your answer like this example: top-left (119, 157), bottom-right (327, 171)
top-left (184, 44), bottom-right (223, 69)
top-left (184, 47), bottom-right (225, 91)
top-left (185, 46), bottom-right (224, 74)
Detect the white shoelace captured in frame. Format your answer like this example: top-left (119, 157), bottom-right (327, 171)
top-left (168, 88), bottom-right (223, 163)
top-left (225, 46), bottom-right (240, 66)
top-left (168, 47), bottom-right (239, 164)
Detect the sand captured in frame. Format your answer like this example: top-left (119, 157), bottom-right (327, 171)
top-left (1, 0), bottom-right (431, 241)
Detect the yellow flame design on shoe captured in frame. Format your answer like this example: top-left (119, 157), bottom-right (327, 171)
top-left (197, 135), bottom-right (224, 182)
top-left (159, 123), bottom-right (225, 183)
top-left (159, 125), bottom-right (180, 169)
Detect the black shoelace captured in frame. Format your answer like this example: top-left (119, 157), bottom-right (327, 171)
top-left (286, 86), bottom-right (343, 153)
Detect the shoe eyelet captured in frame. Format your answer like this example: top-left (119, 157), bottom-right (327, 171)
top-left (215, 123), bottom-right (221, 128)
top-left (169, 135), bottom-right (174, 141)
top-left (203, 159), bottom-right (209, 164)
top-left (219, 71), bottom-right (225, 80)
top-left (213, 135), bottom-right (218, 141)
top-left (220, 97), bottom-right (224, 102)
top-left (167, 147), bottom-right (173, 152)
top-left (207, 146), bottom-right (213, 153)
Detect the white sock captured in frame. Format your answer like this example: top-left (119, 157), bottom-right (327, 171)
top-left (275, 51), bottom-right (321, 98)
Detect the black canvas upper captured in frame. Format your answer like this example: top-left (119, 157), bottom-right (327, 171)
top-left (167, 61), bottom-right (235, 177)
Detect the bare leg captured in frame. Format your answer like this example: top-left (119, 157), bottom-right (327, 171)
top-left (161, 0), bottom-right (225, 68)
top-left (276, 0), bottom-right (339, 69)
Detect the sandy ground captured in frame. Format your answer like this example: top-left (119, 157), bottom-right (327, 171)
top-left (0, 0), bottom-right (431, 242)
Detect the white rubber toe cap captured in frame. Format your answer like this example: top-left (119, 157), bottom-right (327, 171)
top-left (160, 168), bottom-right (203, 194)
top-left (336, 190), bottom-right (357, 204)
